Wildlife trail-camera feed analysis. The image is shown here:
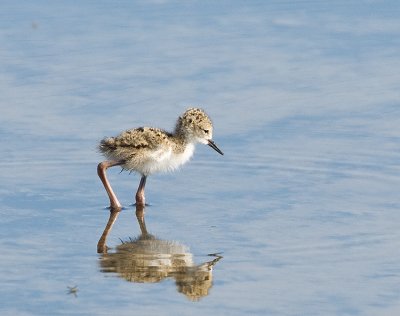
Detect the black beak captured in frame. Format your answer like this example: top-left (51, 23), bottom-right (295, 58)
top-left (207, 140), bottom-right (224, 155)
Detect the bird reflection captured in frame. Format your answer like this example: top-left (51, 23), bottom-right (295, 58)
top-left (97, 205), bottom-right (222, 301)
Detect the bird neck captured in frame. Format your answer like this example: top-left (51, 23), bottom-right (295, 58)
top-left (172, 122), bottom-right (197, 153)
top-left (174, 119), bottom-right (190, 142)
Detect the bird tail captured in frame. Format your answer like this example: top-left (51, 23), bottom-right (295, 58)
top-left (98, 137), bottom-right (117, 154)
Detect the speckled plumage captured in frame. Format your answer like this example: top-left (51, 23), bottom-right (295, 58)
top-left (98, 108), bottom-right (221, 176)
top-left (97, 108), bottom-right (223, 208)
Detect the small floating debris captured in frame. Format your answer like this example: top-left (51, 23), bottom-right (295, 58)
top-left (67, 285), bottom-right (78, 297)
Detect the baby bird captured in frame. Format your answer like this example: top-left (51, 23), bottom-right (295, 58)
top-left (97, 108), bottom-right (223, 209)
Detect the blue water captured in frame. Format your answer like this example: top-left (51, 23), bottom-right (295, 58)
top-left (1, 1), bottom-right (400, 315)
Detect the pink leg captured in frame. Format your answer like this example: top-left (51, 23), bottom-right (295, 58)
top-left (135, 175), bottom-right (147, 206)
top-left (97, 160), bottom-right (124, 210)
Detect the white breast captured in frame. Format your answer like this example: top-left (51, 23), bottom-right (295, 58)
top-left (142, 143), bottom-right (195, 175)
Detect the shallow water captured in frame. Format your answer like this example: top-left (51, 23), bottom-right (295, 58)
top-left (1, 1), bottom-right (400, 315)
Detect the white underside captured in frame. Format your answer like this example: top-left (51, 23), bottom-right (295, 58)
top-left (140, 143), bottom-right (195, 175)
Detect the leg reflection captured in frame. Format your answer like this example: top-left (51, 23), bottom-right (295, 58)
top-left (97, 209), bottom-right (120, 254)
top-left (135, 204), bottom-right (149, 237)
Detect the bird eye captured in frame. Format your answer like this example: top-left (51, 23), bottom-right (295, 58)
top-left (203, 129), bottom-right (209, 134)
